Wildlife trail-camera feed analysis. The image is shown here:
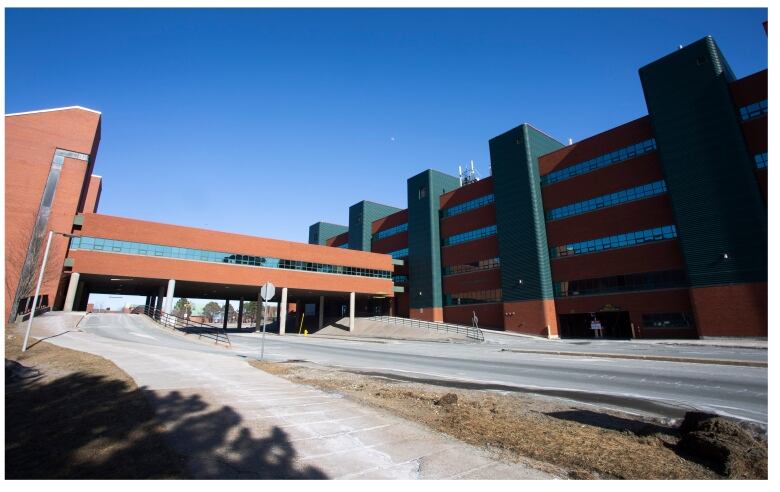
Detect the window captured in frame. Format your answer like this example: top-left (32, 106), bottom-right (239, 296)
top-left (739, 99), bottom-right (768, 121)
top-left (69, 236), bottom-right (392, 279)
top-left (550, 225), bottom-right (677, 259)
top-left (441, 194), bottom-right (495, 218)
top-left (540, 139), bottom-right (657, 186)
top-left (641, 312), bottom-right (694, 329)
top-left (388, 248), bottom-right (409, 259)
top-left (554, 270), bottom-right (687, 297)
top-left (443, 257), bottom-right (500, 276)
top-left (392, 275), bottom-right (408, 284)
top-left (755, 152), bottom-right (768, 169)
top-left (444, 288), bottom-right (502, 306)
top-left (546, 180), bottom-right (667, 221)
top-left (442, 225), bottom-right (497, 246)
top-left (418, 186), bottom-right (427, 199)
top-left (373, 223), bottom-right (408, 241)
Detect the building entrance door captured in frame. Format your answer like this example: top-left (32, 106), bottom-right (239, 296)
top-left (559, 311), bottom-right (632, 339)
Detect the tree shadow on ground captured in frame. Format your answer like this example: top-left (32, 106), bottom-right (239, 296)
top-left (6, 369), bottom-right (327, 479)
top-left (545, 409), bottom-right (676, 436)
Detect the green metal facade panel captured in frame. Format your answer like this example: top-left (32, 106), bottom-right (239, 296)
top-left (308, 222), bottom-right (348, 245)
top-left (640, 36), bottom-right (767, 287)
top-left (407, 169), bottom-right (459, 309)
top-left (348, 201), bottom-right (401, 251)
top-left (489, 124), bottom-right (564, 301)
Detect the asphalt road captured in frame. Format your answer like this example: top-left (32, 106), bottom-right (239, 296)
top-left (78, 314), bottom-right (768, 425)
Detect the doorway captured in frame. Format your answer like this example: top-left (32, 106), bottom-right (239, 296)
top-left (559, 311), bottom-right (632, 339)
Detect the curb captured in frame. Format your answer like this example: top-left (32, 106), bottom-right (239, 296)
top-left (499, 348), bottom-right (767, 367)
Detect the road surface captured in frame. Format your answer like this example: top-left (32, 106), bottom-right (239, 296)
top-left (67, 313), bottom-right (768, 425)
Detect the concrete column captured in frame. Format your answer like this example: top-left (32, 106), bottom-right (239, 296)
top-left (349, 292), bottom-right (355, 332)
top-left (279, 287), bottom-right (288, 335)
top-left (163, 279), bottom-right (176, 314)
top-left (156, 286), bottom-right (165, 314)
top-left (63, 273), bottom-right (80, 312)
top-left (318, 295), bottom-right (325, 329)
top-left (74, 280), bottom-right (85, 311)
top-left (237, 297), bottom-right (244, 330)
top-left (223, 300), bottom-right (230, 330)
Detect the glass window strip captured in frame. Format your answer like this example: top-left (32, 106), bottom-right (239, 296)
top-left (739, 99), bottom-right (768, 121)
top-left (540, 139), bottom-right (657, 186)
top-left (546, 180), bottom-right (667, 221)
top-left (550, 225), bottom-right (677, 259)
top-left (69, 236), bottom-right (392, 279)
top-left (755, 152), bottom-right (768, 169)
top-left (443, 257), bottom-right (500, 276)
top-left (641, 312), bottom-right (694, 328)
top-left (442, 225), bottom-right (497, 247)
top-left (441, 194), bottom-right (495, 218)
top-left (444, 288), bottom-right (502, 306)
top-left (554, 270), bottom-right (687, 297)
top-left (388, 248), bottom-right (409, 259)
top-left (373, 222), bottom-right (408, 241)
top-left (392, 275), bottom-right (408, 284)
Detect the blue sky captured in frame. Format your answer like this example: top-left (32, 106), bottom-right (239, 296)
top-left (6, 8), bottom-right (768, 249)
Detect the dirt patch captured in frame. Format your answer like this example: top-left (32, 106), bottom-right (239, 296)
top-left (251, 360), bottom-right (766, 479)
top-left (5, 325), bottom-right (189, 479)
top-left (677, 412), bottom-right (767, 478)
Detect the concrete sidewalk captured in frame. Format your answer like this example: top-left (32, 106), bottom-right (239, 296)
top-left (28, 317), bottom-right (554, 479)
top-left (483, 328), bottom-right (767, 350)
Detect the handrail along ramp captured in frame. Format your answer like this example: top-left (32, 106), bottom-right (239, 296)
top-left (142, 305), bottom-right (231, 346)
top-left (368, 315), bottom-right (484, 342)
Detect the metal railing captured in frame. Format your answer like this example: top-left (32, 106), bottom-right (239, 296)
top-left (142, 305), bottom-right (231, 347)
top-left (367, 315), bottom-right (484, 342)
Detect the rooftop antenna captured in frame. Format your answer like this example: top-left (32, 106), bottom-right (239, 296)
top-left (459, 160), bottom-right (481, 186)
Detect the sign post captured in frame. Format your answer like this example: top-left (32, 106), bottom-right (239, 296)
top-left (259, 282), bottom-right (275, 360)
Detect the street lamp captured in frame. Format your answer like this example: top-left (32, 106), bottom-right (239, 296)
top-left (22, 230), bottom-right (76, 352)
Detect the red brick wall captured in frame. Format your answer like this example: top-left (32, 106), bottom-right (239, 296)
top-left (690, 283), bottom-right (767, 337)
top-left (538, 116), bottom-right (653, 176)
top-left (371, 209), bottom-right (408, 234)
top-left (545, 195), bottom-right (676, 247)
top-left (444, 303), bottom-right (502, 329)
top-left (410, 306), bottom-right (443, 322)
top-left (441, 236), bottom-right (499, 267)
top-left (550, 240), bottom-right (685, 282)
top-left (503, 299), bottom-right (558, 337)
top-left (79, 213), bottom-right (393, 272)
top-left (442, 269), bottom-right (501, 295)
top-left (72, 214), bottom-right (395, 296)
top-left (541, 153), bottom-right (664, 210)
top-left (439, 177), bottom-right (494, 209)
top-left (729, 69), bottom-right (767, 107)
top-left (325, 231), bottom-right (349, 247)
top-left (5, 108), bottom-right (101, 320)
top-left (439, 204), bottom-right (496, 238)
top-left (83, 175), bottom-right (102, 213)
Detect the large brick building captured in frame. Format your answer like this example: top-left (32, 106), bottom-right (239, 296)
top-left (5, 108), bottom-right (394, 332)
top-left (309, 31), bottom-right (768, 339)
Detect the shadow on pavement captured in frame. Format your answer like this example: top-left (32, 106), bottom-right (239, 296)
top-left (5, 368), bottom-right (327, 479)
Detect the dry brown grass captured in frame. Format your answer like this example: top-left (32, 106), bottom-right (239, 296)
top-left (5, 325), bottom-right (189, 479)
top-left (251, 360), bottom-right (727, 480)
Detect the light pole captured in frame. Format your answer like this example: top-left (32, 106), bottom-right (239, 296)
top-left (22, 230), bottom-right (76, 352)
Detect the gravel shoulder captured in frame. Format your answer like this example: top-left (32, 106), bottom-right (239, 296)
top-left (251, 360), bottom-right (767, 479)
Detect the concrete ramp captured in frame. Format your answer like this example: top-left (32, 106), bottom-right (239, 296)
top-left (24, 311), bottom-right (87, 339)
top-left (316, 317), bottom-right (470, 342)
